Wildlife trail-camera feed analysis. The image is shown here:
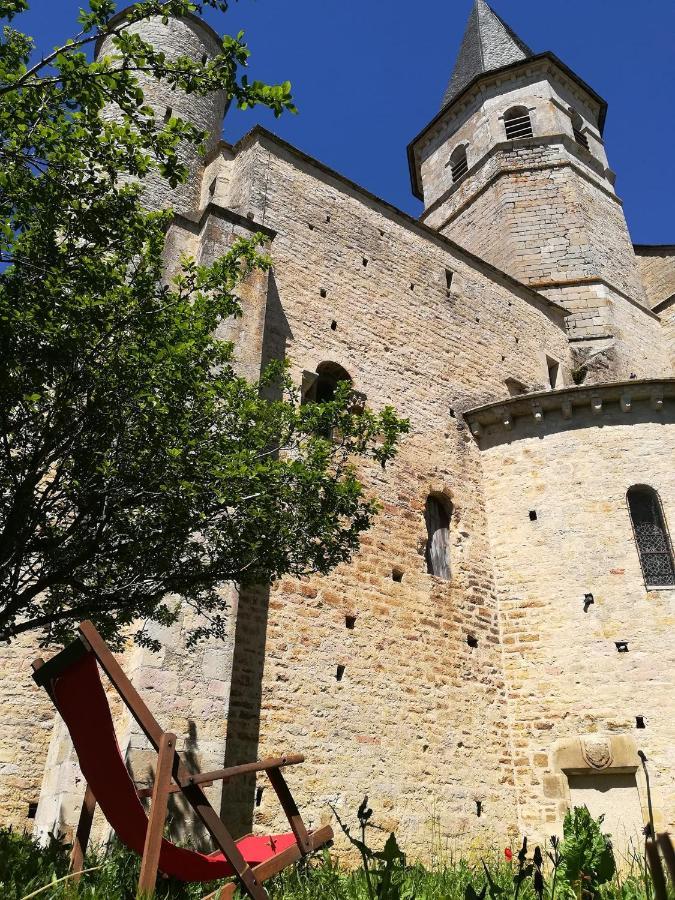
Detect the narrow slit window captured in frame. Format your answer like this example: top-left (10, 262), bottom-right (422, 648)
top-left (547, 357), bottom-right (560, 389)
top-left (445, 268), bottom-right (454, 296)
top-left (571, 111), bottom-right (589, 150)
top-left (425, 495), bottom-right (452, 580)
top-left (504, 106), bottom-right (533, 140)
top-left (627, 485), bottom-right (675, 587)
top-left (450, 145), bottom-right (468, 183)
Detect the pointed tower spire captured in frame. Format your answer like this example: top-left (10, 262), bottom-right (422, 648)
top-left (442, 0), bottom-right (533, 108)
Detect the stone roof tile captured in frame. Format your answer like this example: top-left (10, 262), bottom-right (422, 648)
top-left (442, 0), bottom-right (533, 108)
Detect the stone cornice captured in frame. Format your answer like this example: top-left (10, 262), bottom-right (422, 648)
top-left (527, 277), bottom-right (661, 321)
top-left (464, 379), bottom-right (675, 441)
top-left (174, 202), bottom-right (277, 241)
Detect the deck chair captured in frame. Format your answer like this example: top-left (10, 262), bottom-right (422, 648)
top-left (32, 620), bottom-right (333, 899)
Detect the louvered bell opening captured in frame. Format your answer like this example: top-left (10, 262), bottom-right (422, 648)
top-left (574, 128), bottom-right (589, 150)
top-left (504, 114), bottom-right (533, 140)
top-left (451, 156), bottom-right (468, 183)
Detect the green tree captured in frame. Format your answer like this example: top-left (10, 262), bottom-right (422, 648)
top-left (0, 0), bottom-right (408, 648)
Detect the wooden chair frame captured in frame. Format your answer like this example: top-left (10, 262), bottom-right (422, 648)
top-left (32, 620), bottom-right (333, 900)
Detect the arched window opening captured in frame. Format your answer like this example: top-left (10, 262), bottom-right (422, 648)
top-left (504, 106), bottom-right (533, 140)
top-left (570, 110), bottom-right (589, 150)
top-left (627, 486), bottom-right (675, 587)
top-left (425, 495), bottom-right (452, 580)
top-left (450, 145), bottom-right (469, 183)
top-left (302, 362), bottom-right (353, 404)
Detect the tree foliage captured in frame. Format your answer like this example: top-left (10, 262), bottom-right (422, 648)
top-left (0, 0), bottom-right (408, 647)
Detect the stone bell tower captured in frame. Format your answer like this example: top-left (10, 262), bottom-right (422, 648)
top-left (408, 0), bottom-right (668, 380)
top-left (96, 8), bottom-right (228, 214)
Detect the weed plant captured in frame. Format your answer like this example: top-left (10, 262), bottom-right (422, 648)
top-left (0, 805), bottom-right (669, 900)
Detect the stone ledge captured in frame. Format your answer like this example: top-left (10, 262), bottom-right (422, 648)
top-left (464, 378), bottom-right (675, 440)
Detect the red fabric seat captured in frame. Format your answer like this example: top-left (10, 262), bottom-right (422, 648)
top-left (53, 653), bottom-right (297, 882)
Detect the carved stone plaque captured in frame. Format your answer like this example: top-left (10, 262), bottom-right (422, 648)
top-left (581, 735), bottom-right (613, 770)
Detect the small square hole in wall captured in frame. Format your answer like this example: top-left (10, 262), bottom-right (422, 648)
top-left (255, 785), bottom-right (264, 807)
top-left (308, 223), bottom-right (315, 230)
top-left (336, 664), bottom-right (345, 681)
top-left (362, 257), bottom-right (368, 267)
top-left (163, 106), bottom-right (173, 122)
top-left (636, 716), bottom-right (646, 729)
top-left (320, 289), bottom-right (327, 298)
top-left (475, 800), bottom-right (482, 817)
top-left (392, 568), bottom-right (404, 583)
top-left (27, 802), bottom-right (38, 819)
top-left (326, 214), bottom-right (331, 223)
top-left (529, 510), bottom-right (538, 521)
top-left (615, 641), bottom-right (629, 653)
top-left (410, 283), bottom-right (415, 291)
top-left (331, 320), bottom-right (337, 331)
top-left (467, 634), bottom-right (478, 649)
top-left (345, 615), bottom-right (356, 630)
top-left (583, 593), bottom-right (594, 612)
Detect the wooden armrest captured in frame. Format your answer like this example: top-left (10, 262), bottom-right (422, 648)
top-left (137, 753), bottom-right (304, 799)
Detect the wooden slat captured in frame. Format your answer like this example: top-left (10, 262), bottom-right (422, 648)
top-left (138, 731), bottom-right (175, 895)
top-left (137, 754), bottom-right (305, 799)
top-left (70, 784), bottom-right (96, 879)
top-left (78, 622), bottom-right (165, 749)
top-left (202, 825), bottom-right (333, 900)
top-left (181, 782), bottom-right (269, 900)
top-left (266, 767), bottom-right (311, 853)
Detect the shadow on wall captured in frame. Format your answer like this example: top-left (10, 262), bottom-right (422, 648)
top-left (219, 585), bottom-right (271, 838)
top-left (217, 271), bottom-right (290, 835)
top-left (259, 271), bottom-right (292, 395)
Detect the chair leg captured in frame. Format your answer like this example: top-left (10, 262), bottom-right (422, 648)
top-left (70, 783), bottom-right (96, 880)
top-left (138, 732), bottom-right (176, 897)
top-left (266, 767), bottom-right (311, 853)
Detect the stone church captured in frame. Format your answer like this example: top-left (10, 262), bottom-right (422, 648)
top-left (1, 0), bottom-right (673, 858)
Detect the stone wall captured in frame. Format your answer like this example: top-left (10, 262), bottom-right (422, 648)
top-left (468, 389), bottom-right (675, 847)
top-left (434, 149), bottom-right (644, 303)
top-left (635, 247), bottom-right (675, 308)
top-left (199, 131), bottom-right (573, 855)
top-left (0, 637), bottom-right (56, 830)
top-left (657, 297), bottom-right (675, 373)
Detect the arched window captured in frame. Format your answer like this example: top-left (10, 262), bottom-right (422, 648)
top-left (570, 110), bottom-right (589, 150)
top-left (425, 495), bottom-right (452, 580)
top-left (450, 145), bottom-right (468, 183)
top-left (302, 362), bottom-right (352, 404)
top-left (503, 106), bottom-right (533, 140)
top-left (627, 486), bottom-right (675, 587)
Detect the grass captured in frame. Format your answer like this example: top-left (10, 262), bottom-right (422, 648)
top-left (0, 810), bottom-right (670, 900)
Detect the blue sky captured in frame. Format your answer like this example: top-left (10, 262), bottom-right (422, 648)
top-left (18, 0), bottom-right (675, 243)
